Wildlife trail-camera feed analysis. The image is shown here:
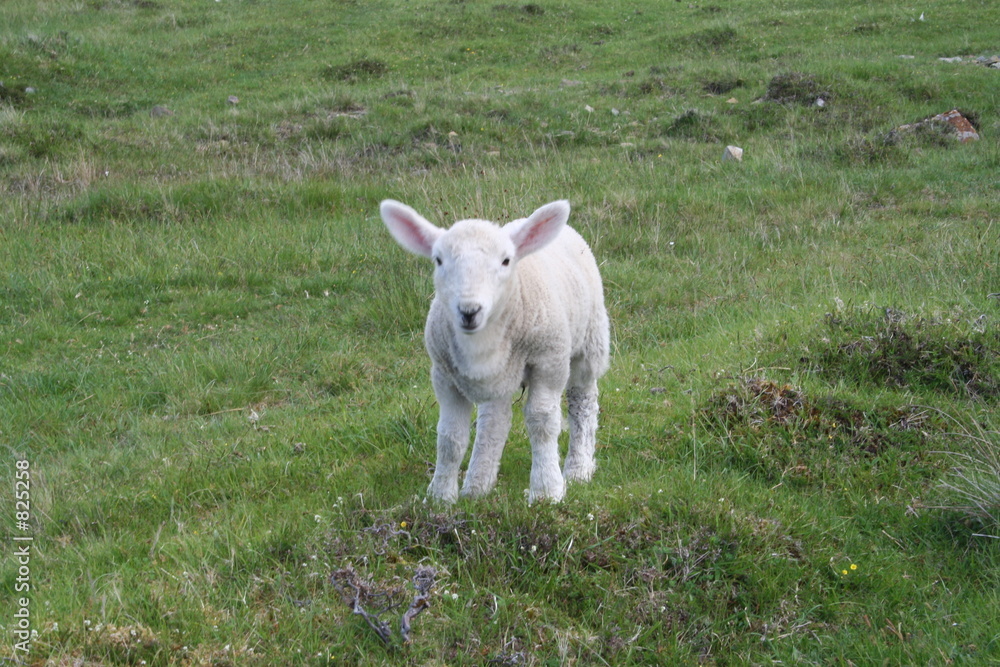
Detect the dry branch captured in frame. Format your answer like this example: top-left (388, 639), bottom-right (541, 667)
top-left (332, 565), bottom-right (437, 648)
top-left (401, 567), bottom-right (437, 643)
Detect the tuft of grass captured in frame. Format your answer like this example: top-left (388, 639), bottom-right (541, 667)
top-left (935, 412), bottom-right (1000, 536)
top-left (816, 309), bottom-right (1000, 399)
top-left (701, 375), bottom-right (938, 487)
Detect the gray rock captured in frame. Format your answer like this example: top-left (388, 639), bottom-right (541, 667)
top-left (150, 105), bottom-right (173, 118)
top-left (723, 145), bottom-right (743, 162)
top-left (896, 109), bottom-right (979, 143)
top-left (227, 95), bottom-right (240, 105)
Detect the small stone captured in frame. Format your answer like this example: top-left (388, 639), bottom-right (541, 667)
top-left (938, 56), bottom-right (962, 63)
top-left (150, 105), bottom-right (173, 118)
top-left (611, 108), bottom-right (620, 116)
top-left (25, 87), bottom-right (36, 94)
top-left (814, 98), bottom-right (826, 108)
top-left (726, 97), bottom-right (738, 104)
top-left (723, 145), bottom-right (743, 162)
top-left (898, 55), bottom-right (916, 59)
top-left (227, 95), bottom-right (240, 105)
top-left (584, 105), bottom-right (594, 113)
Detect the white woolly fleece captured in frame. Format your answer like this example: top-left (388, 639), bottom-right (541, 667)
top-left (381, 199), bottom-right (610, 504)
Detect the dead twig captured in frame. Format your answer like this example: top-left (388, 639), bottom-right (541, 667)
top-left (331, 567), bottom-right (397, 647)
top-left (332, 565), bottom-right (437, 648)
top-left (347, 581), bottom-right (395, 646)
top-left (400, 567), bottom-right (437, 643)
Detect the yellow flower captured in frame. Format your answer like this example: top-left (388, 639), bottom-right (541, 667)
top-left (850, 564), bottom-right (857, 571)
top-left (400, 521), bottom-right (408, 529)
top-left (841, 569), bottom-right (848, 576)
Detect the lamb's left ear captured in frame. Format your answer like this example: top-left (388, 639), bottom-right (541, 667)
top-left (506, 200), bottom-right (570, 258)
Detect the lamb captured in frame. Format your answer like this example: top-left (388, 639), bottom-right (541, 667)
top-left (380, 199), bottom-right (610, 503)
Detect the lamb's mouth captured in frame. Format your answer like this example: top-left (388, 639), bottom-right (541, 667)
top-left (459, 320), bottom-right (482, 334)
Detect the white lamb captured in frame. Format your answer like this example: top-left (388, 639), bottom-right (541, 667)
top-left (380, 199), bottom-right (610, 503)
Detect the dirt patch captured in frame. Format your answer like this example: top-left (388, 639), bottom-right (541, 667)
top-left (494, 3), bottom-right (545, 15)
top-left (703, 76), bottom-right (744, 95)
top-left (710, 377), bottom-right (806, 426)
top-left (762, 72), bottom-right (831, 106)
top-left (322, 58), bottom-right (388, 83)
top-left (0, 81), bottom-right (28, 107)
top-left (685, 26), bottom-right (738, 51)
top-left (89, 0), bottom-right (162, 8)
top-left (661, 109), bottom-right (718, 141)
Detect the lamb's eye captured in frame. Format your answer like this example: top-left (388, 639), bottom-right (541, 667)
top-left (435, 257), bottom-right (443, 266)
top-left (502, 258), bottom-right (510, 266)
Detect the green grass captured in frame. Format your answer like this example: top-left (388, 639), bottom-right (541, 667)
top-left (2, 0), bottom-right (1000, 663)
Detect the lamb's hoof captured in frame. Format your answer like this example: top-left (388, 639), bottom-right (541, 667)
top-left (459, 482), bottom-right (494, 499)
top-left (563, 459), bottom-right (595, 484)
top-left (426, 482), bottom-right (459, 505)
top-left (526, 482), bottom-right (566, 505)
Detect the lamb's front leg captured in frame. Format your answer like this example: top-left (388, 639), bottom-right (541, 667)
top-left (461, 399), bottom-right (513, 498)
top-left (428, 369), bottom-right (472, 504)
top-left (524, 381), bottom-right (567, 503)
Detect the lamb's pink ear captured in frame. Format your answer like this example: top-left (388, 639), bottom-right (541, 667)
top-left (380, 200), bottom-right (443, 259)
top-left (506, 200), bottom-right (570, 258)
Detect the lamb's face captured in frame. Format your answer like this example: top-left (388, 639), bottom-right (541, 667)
top-left (431, 220), bottom-right (517, 335)
top-left (381, 198), bottom-right (569, 336)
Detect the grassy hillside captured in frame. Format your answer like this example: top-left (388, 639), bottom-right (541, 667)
top-left (2, 0), bottom-right (999, 664)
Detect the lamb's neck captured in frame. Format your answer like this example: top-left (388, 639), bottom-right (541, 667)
top-left (452, 282), bottom-right (522, 380)
top-left (453, 320), bottom-right (511, 378)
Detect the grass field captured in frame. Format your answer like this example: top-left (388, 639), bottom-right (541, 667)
top-left (2, 0), bottom-right (1000, 664)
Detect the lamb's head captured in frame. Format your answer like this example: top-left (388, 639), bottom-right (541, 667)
top-left (380, 199), bottom-right (570, 334)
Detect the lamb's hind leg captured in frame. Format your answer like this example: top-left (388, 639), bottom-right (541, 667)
top-left (524, 379), bottom-right (567, 503)
top-left (563, 369), bottom-right (600, 484)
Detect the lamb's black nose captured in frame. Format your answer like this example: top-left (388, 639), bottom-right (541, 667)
top-left (459, 306), bottom-right (482, 329)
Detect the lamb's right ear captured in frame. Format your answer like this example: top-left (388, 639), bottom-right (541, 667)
top-left (380, 200), bottom-right (443, 259)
